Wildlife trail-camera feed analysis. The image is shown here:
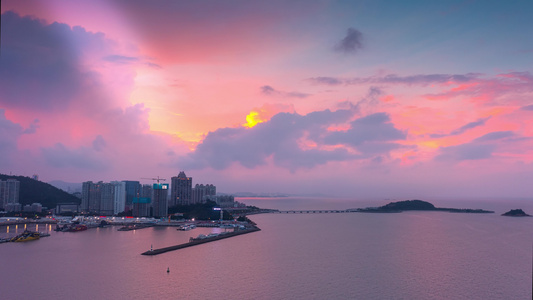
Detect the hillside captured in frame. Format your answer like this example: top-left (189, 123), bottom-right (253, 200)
top-left (0, 174), bottom-right (80, 209)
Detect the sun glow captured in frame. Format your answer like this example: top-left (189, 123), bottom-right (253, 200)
top-left (244, 111), bottom-right (264, 128)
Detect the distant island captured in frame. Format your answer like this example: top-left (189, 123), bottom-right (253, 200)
top-left (356, 199), bottom-right (494, 214)
top-left (501, 209), bottom-right (530, 217)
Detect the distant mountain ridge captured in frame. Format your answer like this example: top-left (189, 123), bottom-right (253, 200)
top-left (0, 174), bottom-right (80, 209)
top-left (48, 180), bottom-right (82, 193)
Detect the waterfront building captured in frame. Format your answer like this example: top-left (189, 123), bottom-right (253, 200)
top-left (0, 180), bottom-right (5, 210)
top-left (112, 181), bottom-right (126, 215)
top-left (100, 183), bottom-right (115, 216)
top-left (170, 171), bottom-right (192, 206)
top-left (191, 184), bottom-right (216, 204)
top-left (131, 184), bottom-right (152, 217)
top-left (0, 179), bottom-right (20, 211)
top-left (81, 181), bottom-right (91, 211)
top-left (82, 181), bottom-right (103, 214)
top-left (152, 183), bottom-right (169, 218)
top-left (123, 181), bottom-right (141, 211)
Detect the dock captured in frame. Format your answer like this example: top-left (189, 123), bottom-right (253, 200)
top-left (141, 227), bottom-right (261, 256)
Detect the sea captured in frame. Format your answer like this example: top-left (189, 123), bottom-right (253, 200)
top-left (1, 197), bottom-right (532, 300)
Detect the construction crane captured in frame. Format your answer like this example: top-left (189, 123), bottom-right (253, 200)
top-left (141, 176), bottom-right (166, 184)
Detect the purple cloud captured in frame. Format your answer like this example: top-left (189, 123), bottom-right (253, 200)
top-left (103, 55), bottom-right (139, 64)
top-left (473, 131), bottom-right (515, 142)
top-left (308, 77), bottom-right (344, 86)
top-left (323, 113), bottom-right (407, 152)
top-left (520, 104), bottom-right (533, 111)
top-left (41, 143), bottom-right (109, 170)
top-left (22, 119), bottom-right (40, 134)
top-left (430, 117), bottom-right (491, 138)
top-left (435, 143), bottom-right (495, 161)
top-left (260, 85), bottom-right (310, 98)
top-left (334, 27), bottom-right (363, 54)
top-left (0, 11), bottom-right (109, 111)
top-left (92, 135), bottom-right (107, 151)
top-left (435, 130), bottom-right (518, 161)
top-left (308, 73), bottom-right (480, 86)
top-left (0, 109), bottom-right (23, 166)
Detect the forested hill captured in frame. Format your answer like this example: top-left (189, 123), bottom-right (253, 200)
top-left (0, 174), bottom-right (80, 209)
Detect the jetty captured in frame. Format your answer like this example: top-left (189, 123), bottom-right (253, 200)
top-left (141, 227), bottom-right (261, 256)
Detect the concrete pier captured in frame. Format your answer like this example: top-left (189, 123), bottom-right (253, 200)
top-left (141, 227), bottom-right (261, 256)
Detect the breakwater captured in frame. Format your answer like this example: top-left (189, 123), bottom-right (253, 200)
top-left (141, 227), bottom-right (261, 256)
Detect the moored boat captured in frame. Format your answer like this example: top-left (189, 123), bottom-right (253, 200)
top-left (68, 224), bottom-right (88, 232)
top-left (10, 230), bottom-right (41, 242)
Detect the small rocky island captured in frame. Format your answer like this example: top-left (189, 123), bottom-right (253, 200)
top-left (357, 199), bottom-right (494, 213)
top-left (501, 209), bottom-right (530, 217)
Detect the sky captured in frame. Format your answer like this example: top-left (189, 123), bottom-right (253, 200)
top-left (1, 0), bottom-right (532, 198)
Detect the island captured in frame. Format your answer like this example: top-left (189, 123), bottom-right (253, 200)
top-left (355, 199), bottom-right (494, 214)
top-left (501, 209), bottom-right (531, 217)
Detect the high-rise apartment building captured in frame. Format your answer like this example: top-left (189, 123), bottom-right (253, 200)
top-left (81, 181), bottom-right (103, 213)
top-left (0, 179), bottom-right (20, 211)
top-left (123, 181), bottom-right (141, 211)
top-left (170, 171), bottom-right (192, 206)
top-left (192, 184), bottom-right (216, 204)
top-left (152, 183), bottom-right (169, 218)
top-left (0, 180), bottom-right (6, 210)
top-left (131, 184), bottom-right (152, 217)
top-left (112, 181), bottom-right (126, 215)
top-left (100, 183), bottom-right (115, 216)
top-left (82, 181), bottom-right (128, 215)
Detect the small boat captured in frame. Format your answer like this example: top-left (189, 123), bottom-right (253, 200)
top-left (10, 230), bottom-right (41, 242)
top-left (177, 224), bottom-right (196, 231)
top-left (68, 224), bottom-right (88, 232)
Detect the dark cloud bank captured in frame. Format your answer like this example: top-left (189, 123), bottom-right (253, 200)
top-left (179, 109), bottom-right (408, 171)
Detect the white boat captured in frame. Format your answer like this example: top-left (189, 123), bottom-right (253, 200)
top-left (177, 224), bottom-right (196, 231)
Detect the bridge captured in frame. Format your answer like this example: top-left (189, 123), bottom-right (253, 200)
top-left (274, 210), bottom-right (357, 214)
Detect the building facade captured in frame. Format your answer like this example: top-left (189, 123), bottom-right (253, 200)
top-left (0, 179), bottom-right (20, 211)
top-left (81, 181), bottom-right (103, 214)
top-left (123, 181), bottom-right (141, 212)
top-left (152, 183), bottom-right (169, 218)
top-left (131, 184), bottom-right (152, 217)
top-left (82, 181), bottom-right (126, 216)
top-left (170, 171), bottom-right (192, 206)
top-left (112, 181), bottom-right (126, 215)
top-left (191, 184), bottom-right (216, 204)
top-left (100, 183), bottom-right (115, 216)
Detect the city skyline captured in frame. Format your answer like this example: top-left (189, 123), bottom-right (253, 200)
top-left (1, 1), bottom-right (533, 198)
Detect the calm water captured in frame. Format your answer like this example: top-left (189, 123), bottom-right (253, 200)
top-left (1, 198), bottom-right (532, 299)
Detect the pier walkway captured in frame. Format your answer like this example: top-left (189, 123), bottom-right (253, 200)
top-left (141, 227), bottom-right (261, 256)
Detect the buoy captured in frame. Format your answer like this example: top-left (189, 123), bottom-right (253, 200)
top-left (167, 267), bottom-right (170, 273)
top-left (151, 244), bottom-right (153, 251)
